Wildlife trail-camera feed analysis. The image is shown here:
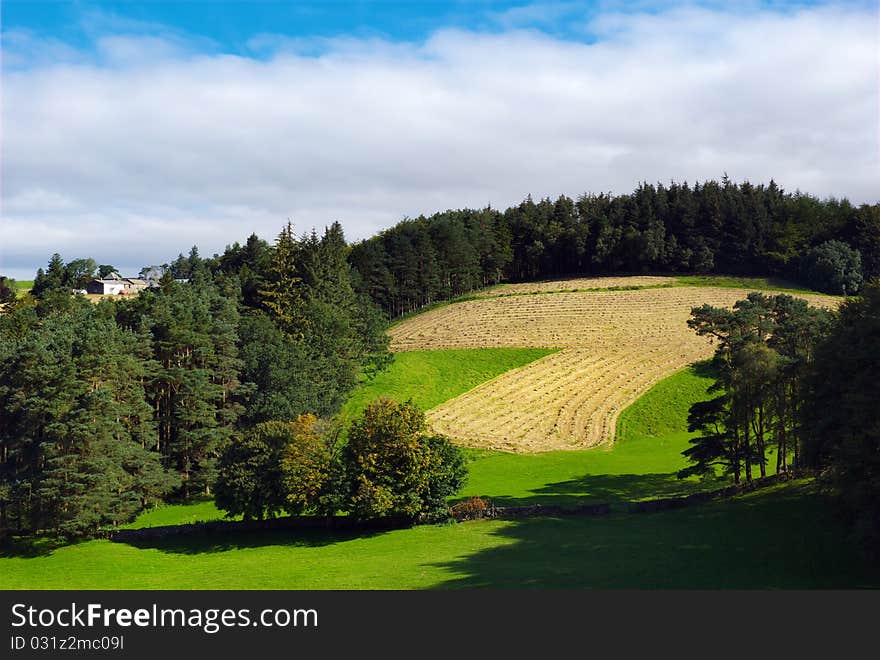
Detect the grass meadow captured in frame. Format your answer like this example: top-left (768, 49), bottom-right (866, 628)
top-left (2, 481), bottom-right (875, 589)
top-left (339, 347), bottom-right (556, 421)
top-left (11, 280), bottom-right (33, 292)
top-left (4, 353), bottom-right (874, 589)
top-left (673, 274), bottom-right (827, 295)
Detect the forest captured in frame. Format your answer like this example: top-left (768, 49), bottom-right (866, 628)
top-left (350, 177), bottom-right (877, 317)
top-left (0, 177), bottom-right (878, 552)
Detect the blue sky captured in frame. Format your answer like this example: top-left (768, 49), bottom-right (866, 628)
top-left (10, 1), bottom-right (501, 47)
top-left (1, 1), bottom-right (878, 279)
top-left (2, 0), bottom-right (844, 57)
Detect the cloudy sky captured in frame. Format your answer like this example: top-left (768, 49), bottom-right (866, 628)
top-left (2, 1), bottom-right (878, 279)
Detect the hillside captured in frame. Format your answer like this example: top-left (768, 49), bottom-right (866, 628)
top-left (390, 281), bottom-right (839, 451)
top-left (4, 277), bottom-right (874, 590)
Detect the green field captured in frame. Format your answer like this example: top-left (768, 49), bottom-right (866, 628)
top-left (458, 363), bottom-right (719, 506)
top-left (340, 347), bottom-right (556, 420)
top-left (0, 332), bottom-right (868, 589)
top-left (674, 274), bottom-right (827, 295)
top-left (2, 349), bottom-right (873, 589)
top-left (11, 280), bottom-right (33, 292)
top-left (2, 480), bottom-right (875, 589)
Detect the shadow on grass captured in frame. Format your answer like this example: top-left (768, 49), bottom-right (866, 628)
top-left (457, 471), bottom-right (725, 509)
top-left (115, 526), bottom-right (391, 555)
top-left (0, 536), bottom-right (62, 558)
top-left (690, 359), bottom-right (718, 379)
top-left (431, 482), bottom-right (880, 589)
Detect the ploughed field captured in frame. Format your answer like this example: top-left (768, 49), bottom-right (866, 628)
top-left (390, 283), bottom-right (838, 452)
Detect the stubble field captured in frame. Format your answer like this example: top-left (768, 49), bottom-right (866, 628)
top-left (390, 285), bottom-right (839, 452)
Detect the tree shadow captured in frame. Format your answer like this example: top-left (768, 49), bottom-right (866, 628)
top-left (690, 359), bottom-right (718, 379)
top-left (113, 525), bottom-right (392, 555)
top-left (0, 536), bottom-right (61, 558)
top-left (429, 483), bottom-right (880, 589)
top-left (458, 471), bottom-right (723, 509)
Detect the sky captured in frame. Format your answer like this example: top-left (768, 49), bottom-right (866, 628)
top-left (1, 1), bottom-right (878, 279)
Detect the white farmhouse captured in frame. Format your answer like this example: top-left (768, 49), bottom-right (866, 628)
top-left (86, 278), bottom-right (127, 295)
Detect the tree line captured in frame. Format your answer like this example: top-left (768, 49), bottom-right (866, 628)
top-left (681, 284), bottom-right (880, 554)
top-left (350, 177), bottom-right (878, 317)
top-left (0, 222), bottom-right (466, 538)
top-left (2, 176), bottom-right (878, 544)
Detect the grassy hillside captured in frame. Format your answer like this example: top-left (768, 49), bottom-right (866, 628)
top-left (3, 361), bottom-right (875, 589)
top-left (0, 280), bottom-right (863, 590)
top-left (458, 363), bottom-right (718, 506)
top-left (346, 354), bottom-right (720, 507)
top-left (388, 284), bottom-right (838, 452)
top-left (2, 481), bottom-right (875, 589)
top-left (340, 348), bottom-right (556, 420)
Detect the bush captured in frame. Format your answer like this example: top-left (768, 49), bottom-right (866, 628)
top-left (419, 434), bottom-right (468, 519)
top-left (215, 416), bottom-right (334, 520)
top-left (217, 399), bottom-right (467, 523)
top-left (0, 277), bottom-right (16, 304)
top-left (280, 414), bottom-right (335, 515)
top-left (342, 398), bottom-right (467, 521)
top-left (450, 497), bottom-right (489, 521)
top-left (214, 422), bottom-right (290, 520)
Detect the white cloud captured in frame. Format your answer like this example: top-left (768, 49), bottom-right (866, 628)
top-left (2, 3), bottom-right (878, 279)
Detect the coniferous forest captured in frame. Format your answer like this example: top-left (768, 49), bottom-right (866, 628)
top-left (351, 178), bottom-right (877, 316)
top-left (1, 177), bottom-right (878, 553)
top-left (0, 222), bottom-right (402, 536)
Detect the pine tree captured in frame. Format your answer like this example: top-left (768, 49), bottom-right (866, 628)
top-left (261, 222), bottom-right (308, 338)
top-left (31, 254), bottom-right (66, 298)
top-left (119, 280), bottom-right (243, 499)
top-left (0, 301), bottom-right (176, 537)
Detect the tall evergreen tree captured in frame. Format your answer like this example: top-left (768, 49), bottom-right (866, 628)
top-left (801, 282), bottom-right (880, 553)
top-left (116, 279), bottom-right (243, 498)
top-left (260, 222), bottom-right (308, 338)
top-left (0, 301), bottom-right (175, 536)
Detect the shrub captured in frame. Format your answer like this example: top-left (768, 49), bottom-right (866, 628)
top-left (342, 398), bottom-right (467, 520)
top-left (450, 497), bottom-right (489, 521)
top-left (215, 416), bottom-right (334, 520)
top-left (0, 277), bottom-right (16, 304)
top-left (280, 414), bottom-right (335, 515)
top-left (214, 421), bottom-right (290, 521)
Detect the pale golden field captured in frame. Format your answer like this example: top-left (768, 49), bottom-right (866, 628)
top-left (390, 285), bottom-right (839, 452)
top-left (83, 292), bottom-right (140, 303)
top-left (473, 275), bottom-right (676, 297)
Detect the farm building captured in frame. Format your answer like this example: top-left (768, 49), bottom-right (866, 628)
top-left (123, 278), bottom-right (151, 292)
top-left (85, 275), bottom-right (155, 295)
top-left (86, 278), bottom-right (127, 295)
